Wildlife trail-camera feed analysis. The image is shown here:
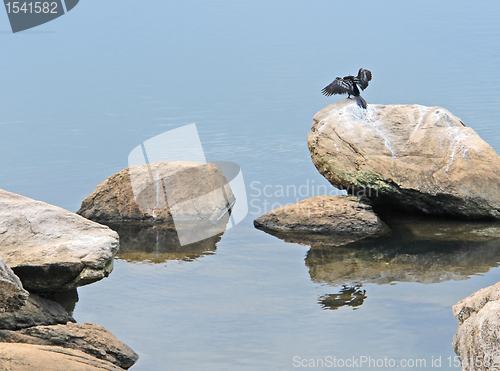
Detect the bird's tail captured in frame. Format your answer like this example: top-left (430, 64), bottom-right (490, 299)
top-left (355, 96), bottom-right (368, 109)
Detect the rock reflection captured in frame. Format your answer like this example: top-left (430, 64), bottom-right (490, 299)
top-left (106, 217), bottom-right (228, 263)
top-left (319, 285), bottom-right (367, 310)
top-left (307, 211), bottom-right (500, 286)
top-left (257, 209), bottom-right (500, 291)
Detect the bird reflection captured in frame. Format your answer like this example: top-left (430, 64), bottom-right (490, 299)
top-left (319, 285), bottom-right (367, 310)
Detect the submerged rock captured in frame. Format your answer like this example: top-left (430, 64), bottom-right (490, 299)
top-left (0, 257), bottom-right (28, 313)
top-left (0, 322), bottom-right (138, 369)
top-left (308, 99), bottom-right (500, 219)
top-left (77, 161), bottom-right (235, 223)
top-left (453, 282), bottom-right (500, 370)
top-left (0, 342), bottom-right (124, 370)
top-left (254, 196), bottom-right (386, 246)
top-left (0, 189), bottom-right (118, 292)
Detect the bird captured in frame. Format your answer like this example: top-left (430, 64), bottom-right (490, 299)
top-left (321, 68), bottom-right (372, 109)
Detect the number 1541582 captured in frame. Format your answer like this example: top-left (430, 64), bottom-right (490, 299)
top-left (5, 2), bottom-right (58, 14)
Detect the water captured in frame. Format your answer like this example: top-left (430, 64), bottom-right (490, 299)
top-left (1, 0), bottom-right (500, 369)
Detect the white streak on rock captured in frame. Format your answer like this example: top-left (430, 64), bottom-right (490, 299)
top-left (318, 118), bottom-right (329, 133)
top-left (446, 129), bottom-right (470, 172)
top-left (152, 172), bottom-right (163, 218)
top-left (362, 106), bottom-right (396, 158)
top-left (414, 106), bottom-right (428, 132)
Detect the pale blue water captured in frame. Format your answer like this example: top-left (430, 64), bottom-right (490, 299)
top-left (2, 1), bottom-right (500, 369)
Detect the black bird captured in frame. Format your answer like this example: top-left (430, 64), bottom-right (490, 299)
top-left (321, 68), bottom-right (372, 109)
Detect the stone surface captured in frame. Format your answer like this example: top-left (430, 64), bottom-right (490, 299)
top-left (0, 293), bottom-right (74, 331)
top-left (254, 196), bottom-right (386, 246)
top-left (0, 342), bottom-right (123, 371)
top-left (0, 189), bottom-right (119, 292)
top-left (77, 161), bottom-right (235, 223)
top-left (452, 282), bottom-right (500, 370)
top-left (0, 257), bottom-right (28, 313)
top-left (453, 282), bottom-right (500, 326)
top-left (0, 322), bottom-right (138, 369)
top-left (308, 99), bottom-right (500, 219)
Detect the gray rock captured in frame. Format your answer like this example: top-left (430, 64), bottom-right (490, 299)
top-left (0, 257), bottom-right (28, 313)
top-left (77, 161), bottom-right (235, 223)
top-left (254, 196), bottom-right (386, 246)
top-left (0, 189), bottom-right (119, 291)
top-left (0, 293), bottom-right (74, 330)
top-left (308, 99), bottom-right (500, 219)
top-left (0, 322), bottom-right (138, 369)
top-left (0, 342), bottom-right (124, 370)
top-left (453, 282), bottom-right (500, 370)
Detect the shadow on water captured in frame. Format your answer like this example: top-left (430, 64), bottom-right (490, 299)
top-left (257, 210), bottom-right (500, 310)
top-left (42, 289), bottom-right (79, 316)
top-left (105, 215), bottom-right (229, 263)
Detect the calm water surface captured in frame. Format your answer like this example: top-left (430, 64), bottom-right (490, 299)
top-left (2, 1), bottom-right (500, 369)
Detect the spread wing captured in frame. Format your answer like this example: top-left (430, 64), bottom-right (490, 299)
top-left (356, 68), bottom-right (372, 90)
top-left (321, 77), bottom-right (350, 96)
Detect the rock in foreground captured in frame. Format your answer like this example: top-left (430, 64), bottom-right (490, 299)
top-left (254, 196), bottom-right (385, 246)
top-left (308, 99), bottom-right (500, 219)
top-left (0, 293), bottom-right (75, 331)
top-left (0, 189), bottom-right (118, 292)
top-left (453, 282), bottom-right (500, 370)
top-left (0, 342), bottom-right (124, 370)
top-left (0, 322), bottom-right (138, 369)
top-left (0, 257), bottom-right (28, 313)
top-left (77, 161), bottom-right (235, 223)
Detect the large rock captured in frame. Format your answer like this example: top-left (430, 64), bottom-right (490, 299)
top-left (0, 257), bottom-right (28, 313)
top-left (254, 196), bottom-right (386, 246)
top-left (0, 342), bottom-right (124, 370)
top-left (452, 282), bottom-right (500, 370)
top-left (0, 189), bottom-right (118, 292)
top-left (0, 322), bottom-right (138, 369)
top-left (308, 99), bottom-right (500, 219)
top-left (77, 161), bottom-right (235, 223)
